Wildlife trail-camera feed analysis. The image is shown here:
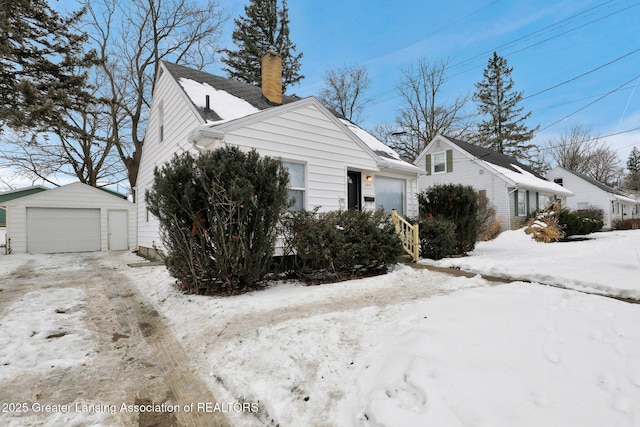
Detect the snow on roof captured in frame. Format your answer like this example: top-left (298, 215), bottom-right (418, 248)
top-left (486, 162), bottom-right (573, 195)
top-left (340, 120), bottom-right (420, 173)
top-left (178, 77), bottom-right (259, 123)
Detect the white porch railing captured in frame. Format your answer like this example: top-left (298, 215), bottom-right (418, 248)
top-left (391, 209), bottom-right (419, 262)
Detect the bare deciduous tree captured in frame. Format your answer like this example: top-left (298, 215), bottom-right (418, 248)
top-left (547, 124), bottom-right (623, 186)
top-left (379, 58), bottom-right (471, 162)
top-left (318, 65), bottom-right (370, 123)
top-left (0, 91), bottom-right (125, 188)
top-left (81, 0), bottom-right (227, 195)
top-left (0, 60), bottom-right (126, 189)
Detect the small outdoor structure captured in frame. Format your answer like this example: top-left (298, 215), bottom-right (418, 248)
top-left (4, 182), bottom-right (136, 254)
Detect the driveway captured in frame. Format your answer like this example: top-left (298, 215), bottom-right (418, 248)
top-left (0, 252), bottom-right (230, 427)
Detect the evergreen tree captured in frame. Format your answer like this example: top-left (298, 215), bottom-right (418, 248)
top-left (146, 147), bottom-right (291, 295)
top-left (627, 146), bottom-right (640, 174)
top-left (221, 0), bottom-right (303, 92)
top-left (0, 0), bottom-right (96, 134)
top-left (624, 146), bottom-right (640, 191)
top-left (473, 52), bottom-right (537, 162)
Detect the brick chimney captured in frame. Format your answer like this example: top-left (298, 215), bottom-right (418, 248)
top-left (261, 51), bottom-right (282, 105)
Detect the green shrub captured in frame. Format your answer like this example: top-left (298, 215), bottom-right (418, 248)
top-left (145, 147), bottom-right (290, 295)
top-left (414, 216), bottom-right (457, 259)
top-left (558, 208), bottom-right (604, 237)
top-left (283, 208), bottom-right (403, 284)
top-left (417, 184), bottom-right (479, 254)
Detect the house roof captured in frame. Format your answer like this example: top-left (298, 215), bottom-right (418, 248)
top-left (162, 61), bottom-right (420, 174)
top-left (3, 182), bottom-right (133, 207)
top-left (554, 167), bottom-right (637, 203)
top-left (1, 186), bottom-right (49, 224)
top-left (444, 135), bottom-right (545, 178)
top-left (0, 185), bottom-right (48, 203)
top-left (427, 135), bottom-right (572, 196)
top-left (161, 61), bottom-right (301, 123)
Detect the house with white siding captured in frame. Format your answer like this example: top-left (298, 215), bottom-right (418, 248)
top-left (136, 54), bottom-right (421, 258)
top-left (414, 135), bottom-right (573, 231)
top-left (546, 166), bottom-right (638, 229)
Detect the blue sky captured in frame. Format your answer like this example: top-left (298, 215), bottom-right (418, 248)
top-left (215, 0), bottom-right (640, 162)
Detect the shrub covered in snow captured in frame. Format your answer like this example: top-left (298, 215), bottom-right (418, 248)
top-left (558, 208), bottom-right (604, 237)
top-left (417, 184), bottom-right (479, 254)
top-left (145, 147), bottom-right (290, 295)
top-left (283, 208), bottom-right (403, 284)
top-left (525, 202), bottom-right (603, 242)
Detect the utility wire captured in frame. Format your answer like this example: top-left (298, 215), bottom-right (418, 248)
top-left (524, 47), bottom-right (640, 100)
top-left (449, 0), bottom-right (615, 70)
top-left (446, 1), bottom-right (640, 82)
top-left (539, 73), bottom-right (640, 132)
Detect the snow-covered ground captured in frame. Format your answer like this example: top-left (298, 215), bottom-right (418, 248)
top-left (426, 229), bottom-right (640, 300)
top-left (1, 229), bottom-right (639, 426)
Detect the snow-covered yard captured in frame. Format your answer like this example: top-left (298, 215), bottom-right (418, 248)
top-left (426, 229), bottom-right (640, 300)
top-left (1, 229), bottom-right (639, 426)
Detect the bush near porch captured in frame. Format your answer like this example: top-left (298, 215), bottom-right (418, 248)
top-left (282, 208), bottom-right (403, 284)
top-left (417, 184), bottom-right (479, 256)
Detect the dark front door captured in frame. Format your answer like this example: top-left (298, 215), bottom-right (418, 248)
top-left (347, 171), bottom-right (361, 210)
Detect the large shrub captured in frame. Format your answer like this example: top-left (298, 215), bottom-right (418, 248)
top-left (283, 208), bottom-right (403, 284)
top-left (145, 147), bottom-right (290, 295)
top-left (558, 208), bottom-right (604, 237)
top-left (414, 216), bottom-right (457, 259)
top-left (417, 184), bottom-right (479, 254)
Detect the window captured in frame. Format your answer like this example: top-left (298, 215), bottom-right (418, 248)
top-left (539, 194), bottom-right (554, 210)
top-left (516, 190), bottom-right (526, 216)
top-left (283, 161), bottom-right (305, 211)
top-left (433, 152), bottom-right (446, 173)
top-left (554, 178), bottom-right (563, 186)
top-left (158, 103), bottom-right (164, 143)
top-left (375, 176), bottom-right (404, 215)
top-left (577, 202), bottom-right (589, 210)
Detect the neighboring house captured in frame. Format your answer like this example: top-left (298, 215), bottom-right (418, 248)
top-left (4, 182), bottom-right (136, 254)
top-left (546, 166), bottom-right (639, 229)
top-left (136, 54), bottom-right (421, 258)
top-left (414, 134), bottom-right (573, 231)
top-left (0, 186), bottom-right (48, 247)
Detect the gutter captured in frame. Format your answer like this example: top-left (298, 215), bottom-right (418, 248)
top-left (188, 126), bottom-right (225, 151)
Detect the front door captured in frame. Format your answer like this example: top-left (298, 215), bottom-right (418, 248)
top-left (347, 171), bottom-right (361, 210)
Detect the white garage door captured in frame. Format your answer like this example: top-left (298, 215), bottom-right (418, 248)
top-left (27, 208), bottom-right (101, 253)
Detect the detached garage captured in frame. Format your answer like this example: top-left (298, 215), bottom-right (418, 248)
top-left (4, 182), bottom-right (136, 254)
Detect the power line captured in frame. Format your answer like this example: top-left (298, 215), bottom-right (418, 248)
top-left (364, 1), bottom-right (638, 108)
top-left (449, 0), bottom-right (615, 71)
top-left (446, 1), bottom-right (640, 82)
top-left (539, 73), bottom-right (640, 132)
top-left (524, 47), bottom-right (640, 100)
